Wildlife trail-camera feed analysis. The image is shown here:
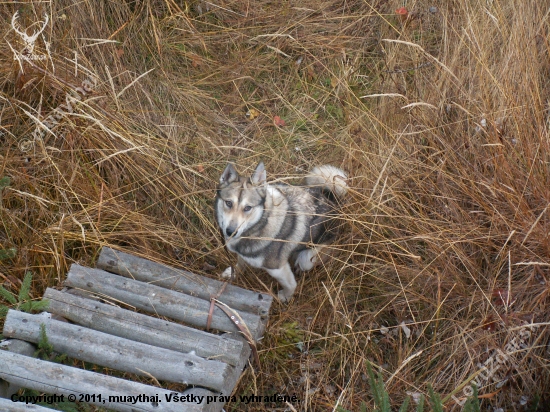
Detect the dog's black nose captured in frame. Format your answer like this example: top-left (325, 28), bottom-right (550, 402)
top-left (226, 227), bottom-right (237, 237)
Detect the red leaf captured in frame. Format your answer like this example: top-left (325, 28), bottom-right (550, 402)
top-left (273, 115), bottom-right (286, 127)
top-left (396, 7), bottom-right (409, 21)
top-left (191, 54), bottom-right (202, 68)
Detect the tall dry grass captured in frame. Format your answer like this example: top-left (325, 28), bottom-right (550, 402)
top-left (0, 0), bottom-right (549, 410)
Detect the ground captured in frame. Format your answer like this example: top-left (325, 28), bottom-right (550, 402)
top-left (0, 0), bottom-right (549, 411)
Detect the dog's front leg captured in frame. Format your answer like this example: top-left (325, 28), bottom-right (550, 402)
top-left (220, 255), bottom-right (247, 279)
top-left (266, 263), bottom-right (297, 302)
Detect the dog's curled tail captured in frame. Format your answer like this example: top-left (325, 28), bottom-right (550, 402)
top-left (305, 165), bottom-right (348, 198)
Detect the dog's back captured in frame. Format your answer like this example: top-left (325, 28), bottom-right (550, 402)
top-left (293, 164), bottom-right (348, 247)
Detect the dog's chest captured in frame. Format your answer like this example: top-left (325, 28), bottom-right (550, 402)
top-left (238, 254), bottom-right (264, 269)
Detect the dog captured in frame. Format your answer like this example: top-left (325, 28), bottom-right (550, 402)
top-left (215, 161), bottom-right (348, 301)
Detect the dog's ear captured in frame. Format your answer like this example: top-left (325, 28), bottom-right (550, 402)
top-left (250, 161), bottom-right (266, 186)
top-left (220, 163), bottom-right (239, 184)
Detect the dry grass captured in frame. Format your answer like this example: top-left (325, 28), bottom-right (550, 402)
top-left (1, 0), bottom-right (549, 410)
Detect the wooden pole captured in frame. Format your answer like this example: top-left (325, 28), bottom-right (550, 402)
top-left (64, 264), bottom-right (265, 339)
top-left (183, 333), bottom-right (252, 412)
top-left (0, 397), bottom-right (54, 411)
top-left (43, 288), bottom-right (245, 366)
top-left (0, 350), bottom-right (203, 412)
top-left (3, 310), bottom-right (228, 392)
top-left (97, 247), bottom-right (272, 317)
top-left (0, 339), bottom-right (35, 399)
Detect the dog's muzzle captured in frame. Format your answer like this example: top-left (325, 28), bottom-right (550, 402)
top-left (225, 227), bottom-right (237, 238)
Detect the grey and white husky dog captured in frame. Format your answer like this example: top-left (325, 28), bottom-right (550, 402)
top-left (215, 161), bottom-right (348, 301)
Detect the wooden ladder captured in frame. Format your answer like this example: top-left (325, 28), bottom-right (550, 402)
top-left (0, 247), bottom-right (273, 412)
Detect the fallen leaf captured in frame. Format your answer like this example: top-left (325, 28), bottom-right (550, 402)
top-left (323, 384), bottom-right (336, 395)
top-left (519, 395), bottom-right (529, 405)
top-left (406, 391), bottom-right (423, 405)
top-left (399, 321), bottom-right (411, 338)
top-left (202, 261), bottom-right (216, 271)
top-left (273, 115), bottom-right (286, 127)
top-left (245, 108), bottom-right (260, 120)
top-left (7, 274), bottom-right (20, 287)
top-left (396, 7), bottom-right (409, 22)
top-left (191, 54), bottom-right (202, 68)
top-left (478, 390), bottom-right (500, 399)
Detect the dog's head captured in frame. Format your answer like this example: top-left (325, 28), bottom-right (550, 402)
top-left (216, 162), bottom-right (266, 241)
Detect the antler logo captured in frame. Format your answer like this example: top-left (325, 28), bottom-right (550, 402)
top-left (11, 11), bottom-right (49, 57)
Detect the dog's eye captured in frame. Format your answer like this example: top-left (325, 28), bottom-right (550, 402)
top-left (225, 200), bottom-right (233, 208)
top-left (243, 206), bottom-right (252, 212)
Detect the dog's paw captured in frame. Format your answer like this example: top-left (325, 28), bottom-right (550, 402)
top-left (294, 248), bottom-right (317, 272)
top-left (220, 266), bottom-right (233, 279)
top-left (277, 290), bottom-right (292, 303)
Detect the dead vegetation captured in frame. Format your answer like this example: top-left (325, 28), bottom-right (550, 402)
top-left (0, 0), bottom-right (549, 410)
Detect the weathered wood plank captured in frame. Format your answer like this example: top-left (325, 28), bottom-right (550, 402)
top-left (65, 264), bottom-right (265, 339)
top-left (0, 351), bottom-right (203, 412)
top-left (97, 247), bottom-right (272, 317)
top-left (183, 333), bottom-right (252, 412)
top-left (3, 310), bottom-right (228, 392)
top-left (0, 339), bottom-right (36, 399)
top-left (43, 288), bottom-right (243, 366)
top-left (0, 397), bottom-right (54, 411)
